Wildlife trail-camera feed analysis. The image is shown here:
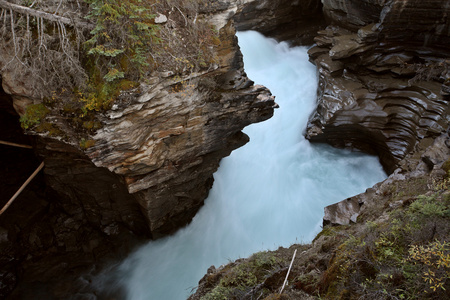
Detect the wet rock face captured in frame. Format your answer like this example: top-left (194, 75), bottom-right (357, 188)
top-left (37, 139), bottom-right (150, 238)
top-left (379, 0), bottom-right (450, 49)
top-left (322, 0), bottom-right (450, 48)
top-left (321, 0), bottom-right (383, 30)
top-left (306, 1), bottom-right (450, 174)
top-left (234, 0), bottom-right (326, 45)
top-left (87, 77), bottom-right (274, 237)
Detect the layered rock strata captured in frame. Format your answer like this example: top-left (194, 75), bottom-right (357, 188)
top-left (0, 0), bottom-right (326, 257)
top-left (84, 64), bottom-right (275, 237)
top-left (0, 2), bottom-right (276, 297)
top-left (2, 0), bottom-right (450, 298)
top-left (306, 0), bottom-right (450, 174)
top-left (1, 18), bottom-right (275, 239)
top-left (234, 0), bottom-right (326, 45)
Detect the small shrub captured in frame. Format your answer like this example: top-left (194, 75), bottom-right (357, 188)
top-left (251, 251), bottom-right (279, 269)
top-left (409, 195), bottom-right (449, 218)
top-left (35, 122), bottom-right (63, 136)
top-left (408, 240), bottom-right (450, 292)
top-left (313, 225), bottom-right (341, 242)
top-left (199, 251), bottom-right (279, 299)
top-left (442, 159), bottom-right (450, 176)
top-left (200, 285), bottom-right (230, 300)
top-left (20, 103), bottom-right (50, 129)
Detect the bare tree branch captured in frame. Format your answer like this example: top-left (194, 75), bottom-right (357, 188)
top-left (0, 0), bottom-right (93, 29)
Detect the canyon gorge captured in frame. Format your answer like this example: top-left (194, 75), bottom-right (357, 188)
top-left (0, 0), bottom-right (449, 299)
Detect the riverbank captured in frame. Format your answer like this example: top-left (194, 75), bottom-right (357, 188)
top-left (190, 133), bottom-right (450, 299)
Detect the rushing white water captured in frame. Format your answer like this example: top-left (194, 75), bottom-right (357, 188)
top-left (109, 31), bottom-right (386, 300)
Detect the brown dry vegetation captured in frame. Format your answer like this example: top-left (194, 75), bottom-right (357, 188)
top-left (0, 0), bottom-right (222, 144)
top-left (0, 0), bottom-right (219, 95)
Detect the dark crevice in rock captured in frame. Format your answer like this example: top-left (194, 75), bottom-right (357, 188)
top-left (234, 0), bottom-right (327, 46)
top-left (0, 78), bottom-right (43, 298)
top-left (0, 77), bottom-right (147, 298)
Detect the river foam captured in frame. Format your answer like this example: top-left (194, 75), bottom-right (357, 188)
top-left (105, 31), bottom-right (386, 300)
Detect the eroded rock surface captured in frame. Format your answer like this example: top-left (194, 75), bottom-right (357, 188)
top-left (324, 132), bottom-right (450, 226)
top-left (0, 2), bottom-right (275, 298)
top-left (306, 0), bottom-right (450, 173)
top-left (1, 3), bottom-right (275, 240)
top-left (85, 65), bottom-right (275, 237)
top-left (2, 0), bottom-right (450, 298)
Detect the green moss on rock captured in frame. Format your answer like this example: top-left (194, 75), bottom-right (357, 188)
top-left (20, 103), bottom-right (49, 129)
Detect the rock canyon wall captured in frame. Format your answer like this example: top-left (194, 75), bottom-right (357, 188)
top-left (306, 0), bottom-right (450, 174)
top-left (0, 1), bottom-right (278, 297)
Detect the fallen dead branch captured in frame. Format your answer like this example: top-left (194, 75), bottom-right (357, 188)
top-left (0, 161), bottom-right (44, 216)
top-left (0, 0), bottom-right (93, 29)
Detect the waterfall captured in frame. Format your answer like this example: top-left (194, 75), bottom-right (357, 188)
top-left (102, 31), bottom-right (386, 300)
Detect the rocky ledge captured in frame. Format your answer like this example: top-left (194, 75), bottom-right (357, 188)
top-left (0, 1), bottom-right (278, 298)
top-left (1, 1), bottom-right (277, 237)
top-left (305, 0), bottom-right (450, 174)
top-left (324, 132), bottom-right (450, 227)
top-left (84, 69), bottom-right (275, 238)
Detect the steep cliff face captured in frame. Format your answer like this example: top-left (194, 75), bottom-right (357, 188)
top-left (1, 1), bottom-right (275, 238)
top-left (83, 44), bottom-right (275, 237)
top-left (306, 0), bottom-right (450, 173)
top-left (322, 0), bottom-right (450, 47)
top-left (0, 1), bottom-right (276, 297)
top-left (2, 0), bottom-right (449, 298)
top-left (0, 0), bottom-right (327, 250)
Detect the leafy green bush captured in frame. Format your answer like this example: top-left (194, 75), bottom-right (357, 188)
top-left (79, 138), bottom-right (96, 149)
top-left (409, 195), bottom-right (449, 217)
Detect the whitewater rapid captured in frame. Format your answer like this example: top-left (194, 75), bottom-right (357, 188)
top-left (102, 31), bottom-right (386, 300)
